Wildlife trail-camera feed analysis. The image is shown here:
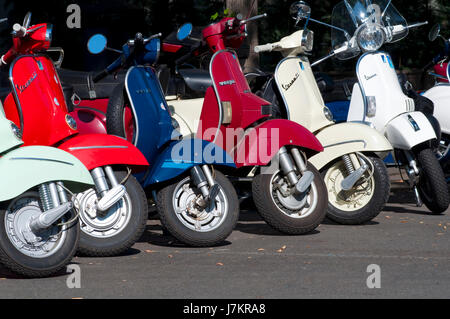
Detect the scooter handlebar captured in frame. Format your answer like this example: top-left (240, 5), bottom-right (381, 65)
top-left (254, 43), bottom-right (273, 53)
top-left (12, 23), bottom-right (27, 37)
top-left (240, 13), bottom-right (267, 25)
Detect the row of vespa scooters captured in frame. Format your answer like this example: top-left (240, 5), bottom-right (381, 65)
top-left (0, 0), bottom-right (448, 278)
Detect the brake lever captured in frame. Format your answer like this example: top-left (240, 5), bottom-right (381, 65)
top-left (240, 13), bottom-right (267, 25)
top-left (143, 33), bottom-right (162, 44)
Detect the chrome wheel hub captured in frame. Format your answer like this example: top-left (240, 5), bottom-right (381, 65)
top-left (173, 177), bottom-right (228, 232)
top-left (5, 196), bottom-right (66, 258)
top-left (76, 189), bottom-right (132, 239)
top-left (271, 171), bottom-right (318, 219)
top-left (325, 161), bottom-right (375, 212)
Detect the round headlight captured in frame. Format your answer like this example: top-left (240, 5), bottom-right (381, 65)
top-left (11, 123), bottom-right (22, 140)
top-left (357, 24), bottom-right (385, 52)
top-left (323, 107), bottom-right (334, 122)
top-left (301, 30), bottom-right (314, 52)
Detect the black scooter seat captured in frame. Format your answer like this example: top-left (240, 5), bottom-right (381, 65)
top-left (57, 68), bottom-right (126, 100)
top-left (178, 69), bottom-right (213, 94)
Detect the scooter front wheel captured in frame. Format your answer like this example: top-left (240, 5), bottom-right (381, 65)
top-left (0, 192), bottom-right (79, 278)
top-left (76, 170), bottom-right (148, 256)
top-left (252, 163), bottom-right (327, 235)
top-left (416, 148), bottom-right (450, 214)
top-left (322, 156), bottom-right (390, 224)
top-left (156, 170), bottom-right (239, 246)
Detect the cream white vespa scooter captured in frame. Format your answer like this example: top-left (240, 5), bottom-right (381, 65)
top-left (307, 0), bottom-right (448, 213)
top-left (422, 24), bottom-right (450, 168)
top-left (251, 1), bottom-right (392, 225)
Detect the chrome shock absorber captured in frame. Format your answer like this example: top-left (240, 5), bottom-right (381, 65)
top-left (90, 166), bottom-right (126, 212)
top-left (340, 153), bottom-right (369, 191)
top-left (278, 147), bottom-right (314, 195)
top-left (190, 165), bottom-right (220, 209)
top-left (342, 154), bottom-right (355, 175)
top-left (30, 182), bottom-right (73, 234)
top-left (39, 183), bottom-right (54, 211)
top-left (91, 167), bottom-right (110, 197)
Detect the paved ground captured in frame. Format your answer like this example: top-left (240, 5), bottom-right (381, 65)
top-left (1, 174), bottom-right (449, 299)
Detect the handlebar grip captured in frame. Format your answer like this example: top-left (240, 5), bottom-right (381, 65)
top-left (12, 24), bottom-right (27, 37)
top-left (2, 49), bottom-right (17, 65)
top-left (93, 69), bottom-right (109, 83)
top-left (254, 43), bottom-right (273, 53)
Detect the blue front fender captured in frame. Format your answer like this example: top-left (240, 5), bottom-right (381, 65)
top-left (139, 139), bottom-right (235, 186)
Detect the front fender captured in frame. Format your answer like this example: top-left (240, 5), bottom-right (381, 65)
top-left (0, 146), bottom-right (94, 202)
top-left (141, 139), bottom-right (235, 186)
top-left (385, 112), bottom-right (437, 150)
top-left (309, 122), bottom-right (393, 170)
top-left (234, 119), bottom-right (323, 167)
top-left (58, 133), bottom-right (149, 172)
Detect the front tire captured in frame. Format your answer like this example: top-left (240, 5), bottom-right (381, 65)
top-left (252, 162), bottom-right (327, 235)
top-left (322, 156), bottom-right (390, 224)
top-left (416, 148), bottom-right (450, 214)
top-left (77, 170), bottom-right (148, 256)
top-left (157, 170), bottom-right (239, 247)
top-left (0, 192), bottom-right (79, 278)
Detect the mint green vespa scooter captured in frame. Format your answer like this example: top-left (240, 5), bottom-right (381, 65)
top-left (0, 101), bottom-right (94, 277)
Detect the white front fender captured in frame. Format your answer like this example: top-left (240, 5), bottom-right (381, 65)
top-left (309, 122), bottom-right (392, 170)
top-left (385, 111), bottom-right (437, 150)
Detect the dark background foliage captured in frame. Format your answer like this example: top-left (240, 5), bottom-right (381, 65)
top-left (0, 0), bottom-right (448, 82)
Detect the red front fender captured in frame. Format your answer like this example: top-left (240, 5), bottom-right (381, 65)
top-left (234, 119), bottom-right (323, 167)
top-left (58, 134), bottom-right (149, 172)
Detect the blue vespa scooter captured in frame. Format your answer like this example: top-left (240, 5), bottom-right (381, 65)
top-left (86, 29), bottom-right (239, 247)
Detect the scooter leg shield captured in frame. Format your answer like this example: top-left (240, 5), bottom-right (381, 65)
top-left (142, 139), bottom-right (235, 186)
top-left (309, 122), bottom-right (392, 170)
top-left (385, 112), bottom-right (437, 150)
top-left (0, 146), bottom-right (94, 202)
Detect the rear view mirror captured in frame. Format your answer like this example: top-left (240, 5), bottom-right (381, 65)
top-left (177, 23), bottom-right (193, 41)
top-left (429, 23), bottom-right (441, 42)
top-left (87, 34), bottom-right (107, 55)
top-left (290, 1), bottom-right (311, 25)
top-left (23, 12), bottom-right (32, 29)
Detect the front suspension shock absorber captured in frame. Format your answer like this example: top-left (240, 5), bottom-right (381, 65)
top-left (39, 183), bottom-right (53, 211)
top-left (342, 154), bottom-right (355, 175)
top-left (91, 167), bottom-right (110, 197)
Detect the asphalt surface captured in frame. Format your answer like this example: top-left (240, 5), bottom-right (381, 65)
top-left (1, 177), bottom-right (449, 299)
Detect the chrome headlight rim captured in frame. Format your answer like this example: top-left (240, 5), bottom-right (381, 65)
top-left (10, 122), bottom-right (22, 140)
top-left (356, 23), bottom-right (385, 52)
top-left (45, 23), bottom-right (53, 43)
top-left (301, 29), bottom-right (314, 52)
top-left (323, 106), bottom-right (334, 122)
top-left (65, 114), bottom-right (77, 131)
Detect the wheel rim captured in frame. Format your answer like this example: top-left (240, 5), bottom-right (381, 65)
top-left (77, 189), bottom-right (132, 239)
top-left (123, 105), bottom-right (136, 144)
top-left (172, 176), bottom-right (228, 232)
top-left (4, 194), bottom-right (67, 258)
top-left (270, 170), bottom-right (319, 219)
top-left (324, 160), bottom-right (375, 212)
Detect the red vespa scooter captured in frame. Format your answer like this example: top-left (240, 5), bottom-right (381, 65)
top-left (1, 13), bottom-right (149, 257)
top-left (193, 14), bottom-right (328, 234)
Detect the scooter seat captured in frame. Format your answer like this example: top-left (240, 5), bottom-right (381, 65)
top-left (57, 68), bottom-right (127, 100)
top-left (178, 68), bottom-right (213, 94)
